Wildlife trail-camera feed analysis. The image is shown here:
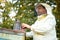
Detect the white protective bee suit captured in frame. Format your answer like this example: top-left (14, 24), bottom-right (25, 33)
top-left (26, 3), bottom-right (57, 40)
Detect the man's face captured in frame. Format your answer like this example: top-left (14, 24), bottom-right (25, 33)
top-left (36, 6), bottom-right (47, 16)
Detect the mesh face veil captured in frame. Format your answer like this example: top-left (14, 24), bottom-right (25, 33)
top-left (35, 3), bottom-right (53, 15)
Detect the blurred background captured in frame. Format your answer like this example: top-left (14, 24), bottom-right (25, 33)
top-left (0, 0), bottom-right (60, 40)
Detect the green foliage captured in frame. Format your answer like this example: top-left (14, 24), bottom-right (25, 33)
top-left (54, 0), bottom-right (60, 39)
top-left (0, 0), bottom-right (38, 29)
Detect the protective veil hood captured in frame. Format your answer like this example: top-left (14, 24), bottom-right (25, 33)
top-left (39, 3), bottom-right (53, 15)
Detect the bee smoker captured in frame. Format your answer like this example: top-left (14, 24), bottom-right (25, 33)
top-left (13, 19), bottom-right (26, 40)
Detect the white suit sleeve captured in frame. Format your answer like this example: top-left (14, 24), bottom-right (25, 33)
top-left (31, 16), bottom-right (56, 34)
top-left (26, 31), bottom-right (33, 37)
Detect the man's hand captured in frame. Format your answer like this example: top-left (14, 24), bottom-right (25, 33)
top-left (21, 23), bottom-right (31, 29)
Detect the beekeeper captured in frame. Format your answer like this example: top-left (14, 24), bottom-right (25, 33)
top-left (22, 3), bottom-right (57, 40)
